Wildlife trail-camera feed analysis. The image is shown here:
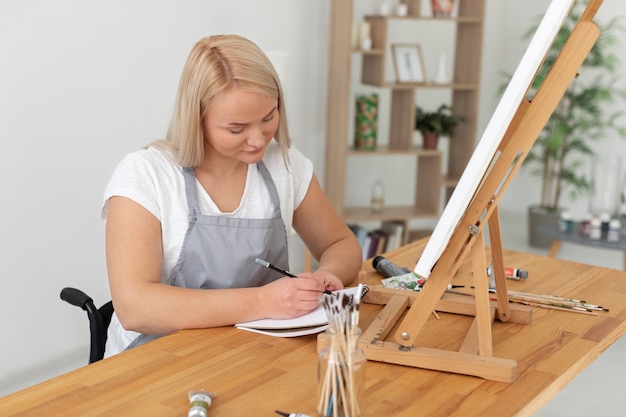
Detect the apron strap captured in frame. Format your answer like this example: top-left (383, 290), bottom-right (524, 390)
top-left (256, 160), bottom-right (282, 218)
top-left (182, 167), bottom-right (200, 217)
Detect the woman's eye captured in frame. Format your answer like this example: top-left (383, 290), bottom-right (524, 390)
top-left (229, 127), bottom-right (244, 134)
top-left (263, 115), bottom-right (274, 122)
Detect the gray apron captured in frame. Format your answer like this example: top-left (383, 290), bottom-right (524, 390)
top-left (127, 161), bottom-right (290, 349)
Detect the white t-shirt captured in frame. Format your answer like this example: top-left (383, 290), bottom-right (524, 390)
top-left (101, 141), bottom-right (313, 356)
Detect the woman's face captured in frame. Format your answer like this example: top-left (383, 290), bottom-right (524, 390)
top-left (203, 88), bottom-right (279, 164)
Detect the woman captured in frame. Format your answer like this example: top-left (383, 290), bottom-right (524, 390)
top-left (102, 35), bottom-right (362, 357)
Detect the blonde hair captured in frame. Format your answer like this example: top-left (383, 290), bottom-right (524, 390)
top-left (152, 35), bottom-right (291, 167)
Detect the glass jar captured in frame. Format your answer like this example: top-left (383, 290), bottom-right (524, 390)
top-left (579, 212), bottom-right (591, 236)
top-left (558, 210), bottom-right (573, 233)
top-left (589, 217), bottom-right (602, 241)
top-left (607, 219), bottom-right (621, 243)
top-left (317, 328), bottom-right (365, 417)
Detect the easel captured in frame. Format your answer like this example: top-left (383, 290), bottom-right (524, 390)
top-left (356, 0), bottom-right (603, 382)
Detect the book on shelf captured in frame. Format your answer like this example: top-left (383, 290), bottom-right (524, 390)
top-left (348, 223), bottom-right (373, 259)
top-left (348, 221), bottom-right (405, 259)
top-left (366, 229), bottom-right (389, 259)
top-left (380, 220), bottom-right (406, 251)
top-left (348, 223), bottom-right (368, 248)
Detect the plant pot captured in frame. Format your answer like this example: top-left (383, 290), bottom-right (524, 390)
top-left (422, 131), bottom-right (439, 150)
top-left (527, 205), bottom-right (562, 248)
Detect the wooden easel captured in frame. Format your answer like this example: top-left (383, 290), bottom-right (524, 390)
top-left (357, 0), bottom-right (603, 382)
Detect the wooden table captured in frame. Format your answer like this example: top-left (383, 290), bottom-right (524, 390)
top-left (3, 240), bottom-right (626, 416)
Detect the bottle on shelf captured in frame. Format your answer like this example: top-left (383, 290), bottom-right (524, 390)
top-left (600, 212), bottom-right (611, 240)
top-left (579, 212), bottom-right (591, 236)
top-left (607, 219), bottom-right (621, 243)
top-left (371, 180), bottom-right (384, 213)
top-left (589, 217), bottom-right (602, 241)
top-left (558, 210), bottom-right (573, 233)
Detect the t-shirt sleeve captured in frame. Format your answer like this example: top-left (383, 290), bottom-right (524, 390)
top-left (101, 152), bottom-right (163, 220)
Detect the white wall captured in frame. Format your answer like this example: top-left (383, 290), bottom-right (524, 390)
top-left (0, 0), bottom-right (330, 395)
top-left (1, 0), bottom-right (624, 397)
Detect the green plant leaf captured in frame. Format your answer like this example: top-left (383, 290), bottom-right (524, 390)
top-left (499, 0), bottom-right (626, 210)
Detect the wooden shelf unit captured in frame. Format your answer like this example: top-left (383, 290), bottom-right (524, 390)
top-left (324, 0), bottom-right (485, 237)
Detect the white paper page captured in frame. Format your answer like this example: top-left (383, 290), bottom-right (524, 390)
top-left (235, 324), bottom-right (329, 338)
top-left (234, 287), bottom-right (358, 334)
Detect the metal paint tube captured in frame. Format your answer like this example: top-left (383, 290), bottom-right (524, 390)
top-left (372, 255), bottom-right (410, 278)
top-left (486, 266), bottom-right (529, 281)
top-left (188, 390), bottom-right (216, 417)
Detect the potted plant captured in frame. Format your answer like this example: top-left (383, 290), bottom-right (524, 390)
top-left (414, 104), bottom-right (461, 150)
top-left (504, 1), bottom-right (626, 247)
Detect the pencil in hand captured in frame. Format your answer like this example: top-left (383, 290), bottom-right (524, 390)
top-left (255, 258), bottom-right (332, 294)
top-left (255, 258), bottom-right (297, 277)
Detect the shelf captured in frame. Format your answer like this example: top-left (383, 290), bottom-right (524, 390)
top-left (408, 228), bottom-right (433, 242)
top-left (343, 205), bottom-right (440, 222)
top-left (324, 0), bottom-right (484, 238)
top-left (357, 79), bottom-right (479, 90)
top-left (347, 146), bottom-right (443, 156)
top-left (352, 48), bottom-right (384, 55)
top-left (362, 82), bottom-right (479, 90)
top-left (364, 15), bottom-right (483, 24)
top-left (443, 175), bottom-right (460, 188)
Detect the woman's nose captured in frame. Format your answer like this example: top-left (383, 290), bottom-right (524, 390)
top-left (247, 125), bottom-right (266, 147)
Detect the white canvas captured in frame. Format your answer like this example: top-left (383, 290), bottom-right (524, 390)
top-left (414, 0), bottom-right (575, 279)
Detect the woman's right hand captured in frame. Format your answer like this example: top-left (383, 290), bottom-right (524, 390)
top-left (259, 275), bottom-right (325, 319)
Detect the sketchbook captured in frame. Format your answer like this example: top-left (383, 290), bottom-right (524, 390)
top-left (235, 287), bottom-right (358, 337)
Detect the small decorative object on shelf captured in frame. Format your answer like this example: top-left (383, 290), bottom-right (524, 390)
top-left (608, 219), bottom-right (621, 243)
top-left (358, 22), bottom-right (371, 51)
top-left (432, 52), bottom-right (449, 84)
top-left (354, 93), bottom-right (378, 150)
top-left (360, 37), bottom-right (372, 51)
top-left (558, 210), bottom-right (573, 233)
top-left (351, 22), bottom-right (372, 51)
top-left (395, 2), bottom-right (408, 17)
top-left (600, 212), bottom-right (611, 240)
top-left (589, 217), bottom-right (602, 241)
top-left (431, 0), bottom-right (454, 18)
top-left (414, 104), bottom-right (461, 150)
top-left (370, 180), bottom-right (384, 213)
top-left (579, 212), bottom-right (591, 236)
top-left (374, 0), bottom-right (392, 16)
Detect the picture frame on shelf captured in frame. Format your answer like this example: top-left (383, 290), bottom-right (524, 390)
top-left (431, 0), bottom-right (455, 18)
top-left (392, 44), bottom-right (427, 84)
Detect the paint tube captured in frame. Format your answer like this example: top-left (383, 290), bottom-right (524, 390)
top-left (188, 390), bottom-right (216, 417)
top-left (486, 266), bottom-right (529, 281)
top-left (372, 255), bottom-right (410, 278)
